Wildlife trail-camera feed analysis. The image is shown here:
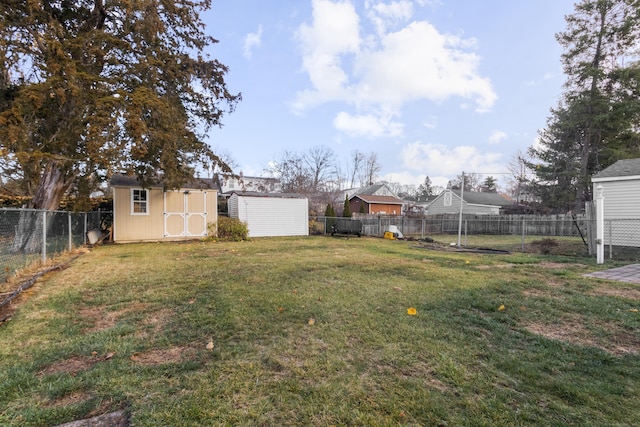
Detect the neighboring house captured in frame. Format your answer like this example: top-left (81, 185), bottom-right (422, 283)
top-left (426, 189), bottom-right (512, 215)
top-left (349, 184), bottom-right (405, 215)
top-left (228, 192), bottom-right (309, 238)
top-left (110, 174), bottom-right (218, 243)
top-left (220, 172), bottom-right (281, 194)
top-left (592, 158), bottom-right (640, 246)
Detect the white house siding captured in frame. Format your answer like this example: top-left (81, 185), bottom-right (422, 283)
top-left (592, 178), bottom-right (640, 247)
top-left (592, 179), bottom-right (640, 218)
top-left (427, 194), bottom-right (497, 215)
top-left (229, 194), bottom-right (309, 237)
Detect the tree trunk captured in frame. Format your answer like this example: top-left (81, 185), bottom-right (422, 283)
top-left (11, 160), bottom-right (76, 253)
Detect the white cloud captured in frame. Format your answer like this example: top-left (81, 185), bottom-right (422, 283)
top-left (333, 111), bottom-right (404, 138)
top-left (488, 130), bottom-right (507, 145)
top-left (400, 141), bottom-right (504, 176)
top-left (293, 0), bottom-right (497, 137)
top-left (243, 25), bottom-right (263, 59)
top-left (366, 0), bottom-right (414, 35)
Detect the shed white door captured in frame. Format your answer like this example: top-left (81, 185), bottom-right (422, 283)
top-left (164, 190), bottom-right (208, 238)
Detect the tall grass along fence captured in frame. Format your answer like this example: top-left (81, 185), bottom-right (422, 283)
top-left (0, 208), bottom-right (111, 282)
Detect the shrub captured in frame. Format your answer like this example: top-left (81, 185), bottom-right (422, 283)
top-left (532, 238), bottom-right (558, 255)
top-left (207, 217), bottom-right (249, 242)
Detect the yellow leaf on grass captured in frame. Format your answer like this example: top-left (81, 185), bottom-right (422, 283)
top-left (308, 318), bottom-right (315, 325)
top-left (498, 304), bottom-right (506, 311)
top-left (206, 341), bottom-right (214, 350)
top-left (407, 307), bottom-right (417, 316)
top-left (627, 308), bottom-right (639, 312)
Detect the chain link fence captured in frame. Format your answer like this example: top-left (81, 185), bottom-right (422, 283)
top-left (311, 214), bottom-right (593, 257)
top-left (0, 208), bottom-right (111, 282)
top-left (585, 217), bottom-right (640, 261)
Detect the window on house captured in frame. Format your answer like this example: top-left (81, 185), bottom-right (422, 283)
top-left (444, 192), bottom-right (452, 206)
top-left (131, 189), bottom-right (149, 214)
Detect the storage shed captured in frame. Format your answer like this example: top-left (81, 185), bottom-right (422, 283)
top-left (228, 192), bottom-right (309, 237)
top-left (111, 174), bottom-right (218, 243)
top-left (591, 158), bottom-right (640, 247)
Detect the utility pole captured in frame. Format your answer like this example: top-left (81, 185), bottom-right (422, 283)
top-left (457, 172), bottom-right (465, 247)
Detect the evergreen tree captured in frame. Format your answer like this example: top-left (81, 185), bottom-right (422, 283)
top-left (0, 0), bottom-right (240, 251)
top-left (416, 176), bottom-right (433, 201)
top-left (529, 0), bottom-right (640, 211)
top-left (324, 203), bottom-right (335, 217)
top-left (342, 194), bottom-right (352, 217)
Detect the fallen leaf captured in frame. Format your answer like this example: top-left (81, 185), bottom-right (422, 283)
top-left (105, 352), bottom-right (115, 360)
top-left (308, 318), bottom-right (315, 325)
top-left (407, 307), bottom-right (417, 316)
top-left (627, 308), bottom-right (639, 312)
top-left (498, 304), bottom-right (506, 311)
top-left (277, 307), bottom-right (284, 313)
top-left (206, 341), bottom-right (214, 350)
top-left (393, 287), bottom-right (403, 292)
top-left (292, 289), bottom-right (298, 294)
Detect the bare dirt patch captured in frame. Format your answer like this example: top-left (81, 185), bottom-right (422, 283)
top-left (590, 287), bottom-right (640, 301)
top-left (475, 264), bottom-right (516, 270)
top-left (129, 346), bottom-right (195, 366)
top-left (537, 262), bottom-right (588, 270)
top-left (38, 355), bottom-right (103, 377)
top-left (522, 319), bottom-right (640, 356)
top-left (80, 302), bottom-right (150, 333)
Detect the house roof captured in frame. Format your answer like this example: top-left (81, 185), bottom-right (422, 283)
top-left (450, 190), bottom-right (512, 207)
top-left (110, 174), bottom-right (219, 190)
top-left (355, 184), bottom-right (387, 196)
top-left (592, 159), bottom-right (640, 180)
top-left (351, 194), bottom-right (404, 205)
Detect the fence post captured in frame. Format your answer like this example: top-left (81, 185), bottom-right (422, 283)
top-left (68, 212), bottom-right (73, 251)
top-left (595, 185), bottom-right (604, 264)
top-left (41, 210), bottom-right (47, 264)
top-left (521, 217), bottom-right (526, 253)
top-left (84, 213), bottom-right (88, 245)
top-left (609, 220), bottom-right (613, 259)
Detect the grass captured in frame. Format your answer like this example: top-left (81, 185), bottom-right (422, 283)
top-left (0, 236), bottom-right (639, 426)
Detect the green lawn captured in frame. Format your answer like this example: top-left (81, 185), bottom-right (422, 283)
top-left (1, 237), bottom-right (639, 426)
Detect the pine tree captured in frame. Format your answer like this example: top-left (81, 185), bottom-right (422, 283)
top-left (324, 203), bottom-right (335, 217)
top-left (342, 194), bottom-right (352, 217)
top-left (530, 0), bottom-right (640, 211)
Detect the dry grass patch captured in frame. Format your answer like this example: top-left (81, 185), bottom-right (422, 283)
top-left (590, 287), bottom-right (640, 301)
top-left (129, 346), bottom-right (195, 366)
top-left (38, 355), bottom-right (104, 377)
top-left (522, 318), bottom-right (640, 356)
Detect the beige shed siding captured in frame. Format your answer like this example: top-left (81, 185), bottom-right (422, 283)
top-left (113, 186), bottom-right (217, 242)
top-left (113, 186), bottom-right (165, 242)
top-left (230, 194), bottom-right (309, 237)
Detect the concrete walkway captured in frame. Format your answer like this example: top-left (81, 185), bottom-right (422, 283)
top-left (584, 264), bottom-right (640, 284)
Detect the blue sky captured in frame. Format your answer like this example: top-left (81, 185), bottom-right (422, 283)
top-left (201, 0), bottom-right (574, 190)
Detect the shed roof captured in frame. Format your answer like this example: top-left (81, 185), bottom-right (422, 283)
top-left (592, 159), bottom-right (640, 180)
top-left (352, 194), bottom-right (404, 205)
top-left (229, 191), bottom-right (306, 199)
top-left (110, 174), bottom-right (219, 190)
